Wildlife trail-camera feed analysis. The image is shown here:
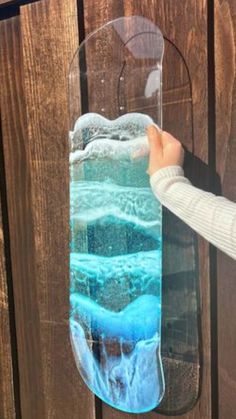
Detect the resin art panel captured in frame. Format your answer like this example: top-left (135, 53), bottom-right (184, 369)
top-left (69, 16), bottom-right (165, 413)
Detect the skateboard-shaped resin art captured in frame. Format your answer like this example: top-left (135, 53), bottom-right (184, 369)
top-left (68, 16), bottom-right (165, 413)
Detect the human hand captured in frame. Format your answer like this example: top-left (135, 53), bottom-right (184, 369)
top-left (146, 125), bottom-right (184, 176)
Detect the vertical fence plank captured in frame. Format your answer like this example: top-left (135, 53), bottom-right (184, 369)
top-left (0, 198), bottom-right (15, 418)
top-left (0, 0), bottom-right (17, 4)
top-left (19, 0), bottom-right (96, 417)
top-left (0, 15), bottom-right (41, 418)
top-left (83, 1), bottom-right (210, 419)
top-left (0, 1), bottom-right (96, 418)
top-left (215, 1), bottom-right (236, 418)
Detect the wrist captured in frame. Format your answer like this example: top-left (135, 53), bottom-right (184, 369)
top-left (150, 165), bottom-right (184, 189)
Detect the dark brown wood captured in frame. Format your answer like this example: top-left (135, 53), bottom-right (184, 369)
top-left (0, 15), bottom-right (41, 418)
top-left (215, 1), bottom-right (236, 419)
top-left (20, 0), bottom-right (95, 417)
top-left (83, 1), bottom-right (211, 419)
top-left (0, 2), bottom-right (95, 418)
top-left (0, 0), bottom-right (16, 5)
top-left (0, 197), bottom-right (15, 418)
top-left (215, 0), bottom-right (235, 180)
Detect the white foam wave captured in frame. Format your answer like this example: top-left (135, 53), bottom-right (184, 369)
top-left (70, 181), bottom-right (161, 228)
top-left (70, 319), bottom-right (164, 413)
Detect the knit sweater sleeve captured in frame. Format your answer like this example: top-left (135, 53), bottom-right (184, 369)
top-left (150, 165), bottom-right (236, 260)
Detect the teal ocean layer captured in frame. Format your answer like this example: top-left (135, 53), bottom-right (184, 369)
top-left (70, 294), bottom-right (162, 413)
top-left (70, 113), bottom-right (164, 413)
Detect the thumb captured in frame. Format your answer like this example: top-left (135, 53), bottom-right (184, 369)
top-left (147, 125), bottom-right (163, 156)
top-left (146, 125), bottom-right (163, 175)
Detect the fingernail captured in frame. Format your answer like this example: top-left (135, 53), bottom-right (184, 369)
top-left (147, 124), bottom-right (156, 134)
top-left (147, 125), bottom-right (158, 141)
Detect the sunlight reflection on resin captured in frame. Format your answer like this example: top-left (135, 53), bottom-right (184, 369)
top-left (69, 113), bottom-right (164, 413)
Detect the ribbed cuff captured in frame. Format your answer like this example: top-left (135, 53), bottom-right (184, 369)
top-left (150, 165), bottom-right (184, 189)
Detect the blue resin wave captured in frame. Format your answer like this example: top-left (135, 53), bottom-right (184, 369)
top-left (69, 113), bottom-right (164, 413)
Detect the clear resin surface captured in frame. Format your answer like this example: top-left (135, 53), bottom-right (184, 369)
top-left (70, 113), bottom-right (164, 413)
top-left (69, 15), bottom-right (165, 413)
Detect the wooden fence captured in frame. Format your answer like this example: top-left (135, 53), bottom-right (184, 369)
top-left (0, 1), bottom-right (236, 418)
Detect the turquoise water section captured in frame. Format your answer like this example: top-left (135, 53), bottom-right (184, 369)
top-left (69, 113), bottom-right (164, 413)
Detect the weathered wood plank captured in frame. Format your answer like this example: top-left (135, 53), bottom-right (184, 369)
top-left (19, 0), bottom-right (96, 417)
top-left (0, 0), bottom-right (15, 5)
top-left (83, 1), bottom-right (210, 418)
top-left (215, 0), bottom-right (235, 180)
top-left (215, 1), bottom-right (236, 418)
top-left (0, 15), bottom-right (42, 418)
top-left (0, 190), bottom-right (15, 418)
top-left (0, 2), bottom-right (95, 418)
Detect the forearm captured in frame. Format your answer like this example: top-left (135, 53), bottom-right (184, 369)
top-left (150, 166), bottom-right (236, 260)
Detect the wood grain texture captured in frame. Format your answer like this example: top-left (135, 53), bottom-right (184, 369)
top-left (215, 1), bottom-right (236, 419)
top-left (0, 0), bottom-right (15, 4)
top-left (215, 0), bottom-right (235, 180)
top-left (0, 193), bottom-right (15, 418)
top-left (0, 2), bottom-right (94, 418)
top-left (0, 15), bottom-right (39, 419)
top-left (20, 0), bottom-right (96, 417)
top-left (83, 1), bottom-right (210, 419)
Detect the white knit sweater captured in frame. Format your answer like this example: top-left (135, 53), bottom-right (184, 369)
top-left (150, 165), bottom-right (236, 260)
